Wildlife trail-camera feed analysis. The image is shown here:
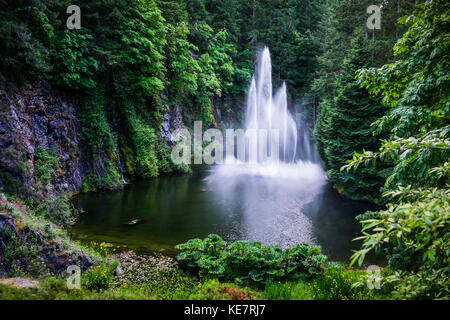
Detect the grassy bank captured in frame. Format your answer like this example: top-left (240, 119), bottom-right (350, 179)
top-left (0, 265), bottom-right (388, 300)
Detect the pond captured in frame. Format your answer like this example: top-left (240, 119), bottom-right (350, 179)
top-left (71, 165), bottom-right (382, 264)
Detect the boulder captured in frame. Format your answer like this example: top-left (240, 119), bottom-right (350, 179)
top-left (79, 254), bottom-right (94, 269)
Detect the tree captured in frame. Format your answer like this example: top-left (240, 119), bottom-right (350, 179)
top-left (164, 22), bottom-right (201, 105)
top-left (316, 30), bottom-right (387, 200)
top-left (345, 0), bottom-right (449, 299)
top-left (348, 0), bottom-right (450, 189)
top-left (313, 0), bottom-right (416, 200)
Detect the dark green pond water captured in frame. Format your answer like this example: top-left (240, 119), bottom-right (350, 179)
top-left (71, 165), bottom-right (380, 263)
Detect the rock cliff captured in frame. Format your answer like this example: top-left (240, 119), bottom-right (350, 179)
top-left (0, 85), bottom-right (85, 198)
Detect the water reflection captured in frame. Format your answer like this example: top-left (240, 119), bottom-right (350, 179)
top-left (71, 166), bottom-right (378, 263)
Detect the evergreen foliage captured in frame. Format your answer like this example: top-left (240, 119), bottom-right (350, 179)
top-left (313, 0), bottom-right (415, 200)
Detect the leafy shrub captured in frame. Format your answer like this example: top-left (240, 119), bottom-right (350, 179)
top-left (225, 241), bottom-right (284, 281)
top-left (384, 268), bottom-right (450, 300)
top-left (284, 244), bottom-right (328, 276)
top-left (355, 210), bottom-right (380, 222)
top-left (52, 30), bottom-right (98, 90)
top-left (155, 140), bottom-right (191, 175)
top-left (80, 174), bottom-right (101, 193)
top-left (33, 147), bottom-right (59, 184)
top-left (8, 263), bottom-right (26, 278)
top-left (132, 119), bottom-right (159, 179)
top-left (35, 193), bottom-right (78, 227)
top-left (0, 223), bottom-right (38, 268)
top-left (309, 267), bottom-right (374, 300)
top-left (176, 234), bottom-right (226, 278)
top-left (85, 264), bottom-right (112, 292)
top-left (351, 189), bottom-right (450, 299)
top-left (175, 234), bottom-right (327, 283)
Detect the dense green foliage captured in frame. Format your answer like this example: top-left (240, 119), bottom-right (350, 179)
top-left (353, 189), bottom-right (449, 299)
top-left (33, 147), bottom-right (59, 184)
top-left (85, 264), bottom-right (112, 292)
top-left (313, 0), bottom-right (416, 201)
top-left (343, 0), bottom-right (450, 299)
top-left (314, 29), bottom-right (387, 200)
top-left (307, 266), bottom-right (377, 300)
top-left (0, 0), bottom-right (330, 192)
top-left (175, 234), bottom-right (327, 283)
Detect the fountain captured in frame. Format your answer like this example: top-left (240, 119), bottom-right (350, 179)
top-left (245, 47), bottom-right (298, 163)
top-left (204, 47), bottom-right (327, 247)
top-left (214, 47), bottom-right (324, 182)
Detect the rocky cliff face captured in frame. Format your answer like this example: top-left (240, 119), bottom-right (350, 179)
top-left (0, 85), bottom-right (87, 198)
top-left (161, 104), bottom-right (183, 144)
top-left (0, 85), bottom-right (186, 198)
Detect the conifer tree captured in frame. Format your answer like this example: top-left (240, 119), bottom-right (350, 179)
top-left (316, 30), bottom-right (387, 199)
top-left (313, 0), bottom-right (416, 200)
